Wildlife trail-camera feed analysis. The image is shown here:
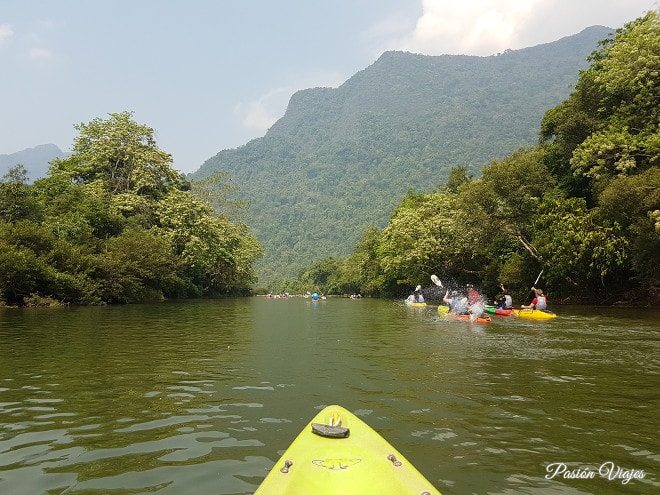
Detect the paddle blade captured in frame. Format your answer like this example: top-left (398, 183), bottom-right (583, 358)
top-left (431, 275), bottom-right (443, 287)
top-left (437, 305), bottom-right (449, 316)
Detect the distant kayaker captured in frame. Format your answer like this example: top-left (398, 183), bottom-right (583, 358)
top-left (522, 287), bottom-right (548, 310)
top-left (495, 284), bottom-right (513, 309)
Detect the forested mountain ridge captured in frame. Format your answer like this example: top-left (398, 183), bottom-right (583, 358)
top-left (335, 11), bottom-right (659, 304)
top-left (191, 26), bottom-right (614, 284)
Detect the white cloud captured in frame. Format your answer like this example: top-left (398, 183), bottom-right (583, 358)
top-left (398, 0), bottom-right (656, 56)
top-left (0, 22), bottom-right (57, 64)
top-left (0, 24), bottom-right (15, 45)
top-left (237, 71), bottom-right (346, 133)
top-left (401, 0), bottom-right (544, 55)
top-left (237, 87), bottom-right (290, 131)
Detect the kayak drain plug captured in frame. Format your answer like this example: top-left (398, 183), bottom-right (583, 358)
top-left (387, 454), bottom-right (402, 466)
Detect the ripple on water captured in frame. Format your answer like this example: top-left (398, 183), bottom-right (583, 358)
top-left (1, 300), bottom-right (658, 494)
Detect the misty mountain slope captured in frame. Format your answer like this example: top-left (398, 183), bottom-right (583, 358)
top-left (0, 144), bottom-right (69, 182)
top-left (191, 26), bottom-right (613, 284)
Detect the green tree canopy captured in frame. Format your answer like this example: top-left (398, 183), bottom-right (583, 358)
top-left (0, 112), bottom-right (262, 306)
top-left (50, 111), bottom-right (184, 198)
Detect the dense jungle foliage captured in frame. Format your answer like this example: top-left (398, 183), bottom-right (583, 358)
top-left (286, 11), bottom-right (660, 305)
top-left (0, 112), bottom-right (263, 306)
top-left (2, 14), bottom-right (657, 306)
top-left (192, 26), bottom-right (612, 283)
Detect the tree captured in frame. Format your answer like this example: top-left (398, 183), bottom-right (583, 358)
top-left (0, 112), bottom-right (263, 305)
top-left (49, 111), bottom-right (183, 199)
top-left (190, 170), bottom-right (250, 221)
top-left (597, 168), bottom-right (660, 291)
top-left (377, 191), bottom-right (454, 289)
top-left (532, 195), bottom-right (629, 300)
top-left (476, 148), bottom-right (556, 262)
top-left (342, 227), bottom-right (385, 296)
top-left (154, 189), bottom-right (262, 294)
top-left (443, 166), bottom-right (472, 193)
top-left (0, 165), bottom-right (42, 223)
top-left (542, 11), bottom-right (660, 189)
top-left (95, 226), bottom-right (186, 302)
top-left (298, 257), bottom-right (343, 293)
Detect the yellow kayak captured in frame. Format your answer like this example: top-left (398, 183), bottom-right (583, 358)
top-left (405, 301), bottom-right (427, 307)
top-left (254, 405), bottom-right (441, 494)
top-left (516, 309), bottom-right (557, 320)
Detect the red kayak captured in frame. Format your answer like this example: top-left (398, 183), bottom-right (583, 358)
top-left (485, 305), bottom-right (514, 316)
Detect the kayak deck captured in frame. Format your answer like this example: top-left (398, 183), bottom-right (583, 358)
top-left (448, 313), bottom-right (492, 323)
top-left (254, 404), bottom-right (441, 494)
top-left (516, 309), bottom-right (557, 320)
top-left (484, 305), bottom-right (515, 316)
top-left (405, 301), bottom-right (427, 307)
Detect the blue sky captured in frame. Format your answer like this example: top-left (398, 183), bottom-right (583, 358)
top-left (0, 0), bottom-right (656, 174)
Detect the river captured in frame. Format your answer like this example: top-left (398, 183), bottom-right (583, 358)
top-left (1, 297), bottom-right (658, 494)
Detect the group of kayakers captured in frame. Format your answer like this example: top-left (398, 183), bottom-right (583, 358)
top-left (411, 279), bottom-right (549, 315)
top-left (491, 283), bottom-right (549, 311)
top-left (437, 283), bottom-right (483, 316)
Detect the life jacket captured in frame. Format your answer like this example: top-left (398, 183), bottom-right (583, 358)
top-left (468, 288), bottom-right (481, 304)
top-left (503, 294), bottom-right (513, 309)
top-left (451, 297), bottom-right (468, 315)
top-left (535, 295), bottom-right (547, 310)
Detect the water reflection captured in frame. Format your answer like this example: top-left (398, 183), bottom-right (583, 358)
top-left (0, 299), bottom-right (658, 494)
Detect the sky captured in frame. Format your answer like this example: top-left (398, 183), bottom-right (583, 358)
top-left (0, 0), bottom-right (657, 174)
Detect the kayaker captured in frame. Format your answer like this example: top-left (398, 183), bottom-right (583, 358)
top-left (495, 284), bottom-right (513, 309)
top-left (522, 287), bottom-right (548, 310)
top-left (407, 285), bottom-right (424, 303)
top-left (467, 284), bottom-right (482, 304)
top-left (443, 290), bottom-right (468, 315)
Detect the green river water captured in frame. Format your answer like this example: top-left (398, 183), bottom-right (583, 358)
top-left (1, 297), bottom-right (658, 494)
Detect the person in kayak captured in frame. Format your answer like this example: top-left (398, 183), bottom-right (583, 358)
top-left (467, 284), bottom-right (482, 304)
top-left (522, 287), bottom-right (548, 310)
top-left (407, 285), bottom-right (425, 303)
top-left (495, 284), bottom-right (513, 309)
top-left (443, 290), bottom-right (468, 315)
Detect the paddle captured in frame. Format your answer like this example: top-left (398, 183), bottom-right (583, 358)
top-left (519, 270), bottom-right (544, 314)
top-left (533, 269), bottom-right (543, 286)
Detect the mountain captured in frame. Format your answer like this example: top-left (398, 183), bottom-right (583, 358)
top-left (0, 144), bottom-right (69, 182)
top-left (191, 26), bottom-right (614, 285)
